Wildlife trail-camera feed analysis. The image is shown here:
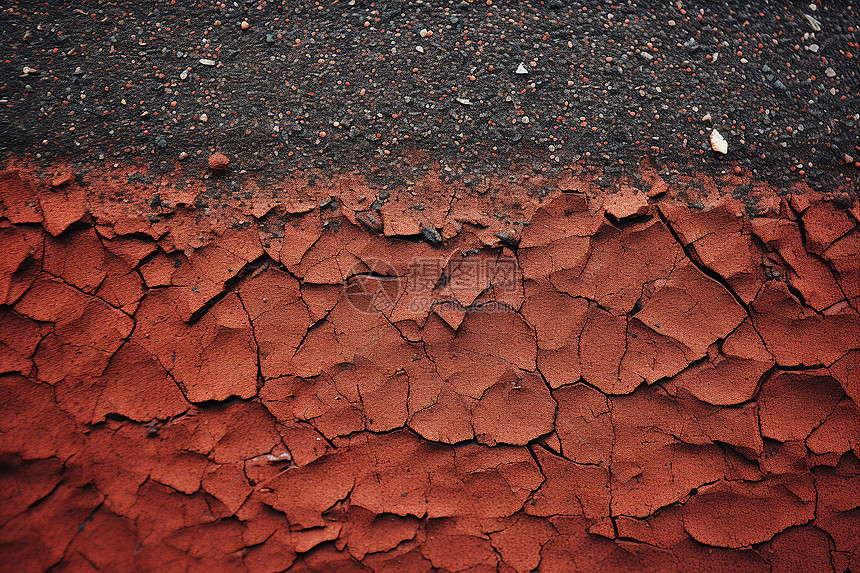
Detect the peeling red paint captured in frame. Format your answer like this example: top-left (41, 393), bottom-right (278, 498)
top-left (0, 160), bottom-right (858, 571)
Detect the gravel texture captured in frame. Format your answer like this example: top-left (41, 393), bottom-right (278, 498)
top-left (1, 0), bottom-right (858, 187)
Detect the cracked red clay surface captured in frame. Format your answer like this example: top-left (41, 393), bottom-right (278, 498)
top-left (1, 158), bottom-right (859, 572)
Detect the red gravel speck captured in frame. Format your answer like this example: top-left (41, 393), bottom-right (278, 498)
top-left (208, 152), bottom-right (230, 170)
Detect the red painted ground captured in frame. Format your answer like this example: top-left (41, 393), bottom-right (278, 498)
top-left (1, 159), bottom-right (859, 572)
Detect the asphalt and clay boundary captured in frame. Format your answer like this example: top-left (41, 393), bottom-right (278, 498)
top-left (2, 0), bottom-right (860, 570)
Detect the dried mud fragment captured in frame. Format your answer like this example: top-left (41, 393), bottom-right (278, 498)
top-left (300, 283), bottom-right (342, 322)
top-left (235, 505), bottom-right (299, 573)
top-left (609, 385), bottom-right (725, 517)
top-left (260, 374), bottom-right (364, 439)
top-left (526, 447), bottom-right (610, 521)
top-left (519, 193), bottom-right (601, 248)
top-left (431, 301), bottom-right (467, 330)
top-left (202, 462), bottom-right (252, 515)
top-left (0, 226), bottom-right (43, 305)
top-left (659, 201), bottom-right (764, 303)
top-left (0, 308), bottom-right (49, 376)
top-left (169, 227), bottom-right (265, 320)
top-left (673, 539), bottom-right (769, 573)
top-left (81, 423), bottom-right (201, 504)
top-left (553, 217), bottom-right (683, 314)
top-left (287, 319), bottom-right (346, 378)
top-left (133, 290), bottom-right (258, 402)
top-left (95, 251), bottom-right (147, 314)
top-left (553, 383), bottom-right (613, 464)
top-left (239, 267), bottom-right (311, 379)
top-left (138, 250), bottom-right (177, 288)
top-left (420, 517), bottom-right (498, 571)
top-left (407, 383), bottom-right (475, 444)
top-left (610, 511), bottom-right (771, 573)
top-left (382, 433), bottom-right (541, 520)
top-left (443, 442), bottom-right (545, 519)
top-left (415, 311), bottom-right (537, 437)
top-left (489, 514), bottom-right (556, 573)
top-left (0, 169), bottom-right (42, 224)
top-left (39, 184), bottom-right (87, 237)
top-left (752, 216), bottom-right (844, 311)
top-left (0, 484), bottom-right (103, 571)
top-left (252, 443), bottom-right (350, 528)
top-left (258, 430), bottom-right (543, 532)
top-left (815, 454), bottom-right (860, 525)
top-left (362, 539), bottom-right (437, 572)
top-left (43, 227), bottom-right (108, 292)
top-left (381, 203), bottom-right (422, 237)
top-left (665, 318), bottom-right (774, 405)
top-left (268, 212), bottom-right (323, 268)
top-left (807, 397), bottom-right (860, 457)
top-left (319, 307), bottom-right (415, 411)
top-left (801, 200), bottom-right (856, 254)
top-left (751, 282), bottom-right (860, 366)
top-left (763, 525), bottom-right (835, 573)
top-left (523, 279), bottom-right (588, 389)
top-left (55, 341), bottom-right (188, 424)
top-left (518, 234), bottom-right (590, 281)
top-left (168, 522), bottom-right (250, 570)
top-left (822, 229), bottom-right (860, 305)
top-left (289, 544), bottom-right (370, 573)
top-left (757, 370), bottom-right (845, 442)
top-left (56, 508), bottom-right (138, 573)
top-left (539, 515), bottom-right (682, 573)
top-left (635, 260), bottom-right (746, 357)
top-left (185, 400), bottom-right (282, 465)
top-left (435, 246), bottom-right (524, 311)
top-left (358, 371), bottom-right (410, 432)
top-left (101, 234), bottom-right (157, 266)
top-left (620, 317), bottom-right (692, 387)
top-left (0, 457), bottom-right (63, 528)
top-left (601, 184), bottom-right (650, 220)
top-left (521, 280), bottom-right (584, 350)
top-left (335, 506), bottom-right (420, 561)
top-left (578, 304), bottom-right (629, 394)
top-left (76, 403), bottom-right (280, 530)
top-left (674, 392), bottom-right (765, 455)
top-left (472, 372), bottom-right (556, 446)
top-left (149, 510), bottom-right (244, 569)
top-left (291, 218), bottom-right (368, 283)
top-left (16, 276), bottom-right (134, 385)
top-left (0, 374), bottom-right (78, 460)
top-left (615, 514), bottom-right (662, 545)
top-left (830, 349), bottom-right (860, 405)
top-left (816, 506), bottom-right (860, 573)
top-left (682, 474), bottom-right (816, 547)
top-left (207, 152), bottom-right (230, 171)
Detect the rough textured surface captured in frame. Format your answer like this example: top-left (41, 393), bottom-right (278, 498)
top-left (1, 160), bottom-right (859, 572)
top-left (1, 0), bottom-right (858, 189)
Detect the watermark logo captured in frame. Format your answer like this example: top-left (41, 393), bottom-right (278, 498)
top-left (342, 259), bottom-right (403, 314)
top-left (343, 255), bottom-right (520, 314)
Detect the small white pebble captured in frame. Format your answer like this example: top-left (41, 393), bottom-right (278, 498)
top-left (709, 129), bottom-right (728, 154)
